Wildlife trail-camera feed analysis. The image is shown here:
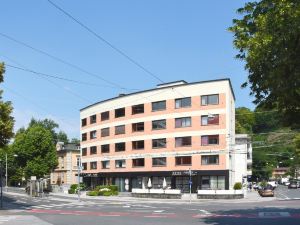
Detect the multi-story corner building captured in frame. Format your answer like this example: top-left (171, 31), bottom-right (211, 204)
top-left (51, 142), bottom-right (81, 188)
top-left (80, 79), bottom-right (236, 192)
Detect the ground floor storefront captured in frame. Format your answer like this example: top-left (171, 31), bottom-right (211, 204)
top-left (82, 170), bottom-right (229, 193)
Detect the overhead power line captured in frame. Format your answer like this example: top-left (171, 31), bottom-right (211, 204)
top-left (47, 0), bottom-right (164, 83)
top-left (6, 64), bottom-right (124, 89)
top-left (0, 32), bottom-right (135, 91)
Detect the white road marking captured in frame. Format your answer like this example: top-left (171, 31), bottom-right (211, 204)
top-left (199, 209), bottom-right (211, 215)
top-left (154, 210), bottom-right (165, 213)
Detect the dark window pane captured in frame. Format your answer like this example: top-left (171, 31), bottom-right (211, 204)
top-left (101, 128), bottom-right (109, 137)
top-left (102, 161), bottom-right (110, 169)
top-left (82, 163), bottom-right (87, 170)
top-left (175, 137), bottom-right (191, 147)
top-left (201, 135), bottom-right (219, 145)
top-left (132, 158), bottom-right (145, 167)
top-left (90, 115), bottom-right (97, 124)
top-left (132, 122), bottom-right (144, 132)
top-left (152, 138), bottom-right (167, 148)
top-left (201, 114), bottom-right (219, 125)
top-left (175, 117), bottom-right (191, 128)
top-left (81, 133), bottom-right (87, 141)
top-left (152, 157), bottom-right (166, 166)
top-left (152, 119), bottom-right (166, 130)
top-left (175, 97), bottom-right (191, 108)
top-left (101, 111), bottom-right (109, 121)
top-left (82, 148), bottom-right (87, 156)
top-left (115, 142), bottom-right (125, 152)
top-left (201, 155), bottom-right (219, 165)
top-left (152, 101), bottom-right (166, 111)
top-left (90, 130), bottom-right (97, 139)
top-left (115, 108), bottom-right (125, 118)
top-left (81, 118), bottom-right (87, 127)
top-left (90, 146), bottom-right (97, 155)
top-left (132, 104), bottom-right (144, 114)
top-left (175, 156), bottom-right (192, 165)
top-left (90, 161), bottom-right (97, 170)
top-left (115, 125), bottom-right (125, 135)
top-left (101, 144), bottom-right (110, 153)
top-left (132, 140), bottom-right (144, 150)
top-left (201, 94), bottom-right (219, 105)
top-left (115, 160), bottom-right (126, 168)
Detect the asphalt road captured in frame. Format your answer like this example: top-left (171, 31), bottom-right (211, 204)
top-left (1, 187), bottom-right (300, 225)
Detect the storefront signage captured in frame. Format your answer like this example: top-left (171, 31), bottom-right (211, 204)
top-left (172, 171), bottom-right (197, 176)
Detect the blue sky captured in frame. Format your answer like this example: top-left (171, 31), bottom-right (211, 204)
top-left (0, 0), bottom-right (253, 139)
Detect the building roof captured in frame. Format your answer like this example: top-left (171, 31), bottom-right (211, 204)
top-left (80, 78), bottom-right (235, 111)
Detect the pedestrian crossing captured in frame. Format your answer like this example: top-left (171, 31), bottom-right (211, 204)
top-left (27, 201), bottom-right (104, 210)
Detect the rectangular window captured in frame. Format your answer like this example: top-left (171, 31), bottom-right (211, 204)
top-left (81, 133), bottom-right (87, 141)
top-left (201, 155), bottom-right (219, 165)
top-left (90, 130), bottom-right (97, 139)
top-left (175, 156), bottom-right (192, 166)
top-left (201, 135), bottom-right (219, 145)
top-left (82, 148), bottom-right (87, 156)
top-left (90, 161), bottom-right (97, 170)
top-left (115, 142), bottom-right (126, 152)
top-left (152, 119), bottom-right (166, 130)
top-left (152, 100), bottom-right (166, 111)
top-left (132, 104), bottom-right (144, 114)
top-left (90, 114), bottom-right (96, 124)
top-left (175, 97), bottom-right (191, 108)
top-left (82, 163), bottom-right (87, 170)
top-left (115, 159), bottom-right (126, 168)
top-left (101, 144), bottom-right (110, 153)
top-left (152, 138), bottom-right (167, 149)
top-left (115, 107), bottom-right (125, 118)
top-left (132, 158), bottom-right (145, 167)
top-left (201, 114), bottom-right (219, 125)
top-left (175, 117), bottom-right (192, 128)
top-left (175, 136), bottom-right (192, 147)
top-left (115, 125), bottom-right (125, 135)
top-left (90, 146), bottom-right (97, 155)
top-left (201, 94), bottom-right (219, 105)
top-left (201, 176), bottom-right (225, 190)
top-left (101, 128), bottom-right (109, 137)
top-left (101, 111), bottom-right (109, 121)
top-left (81, 118), bottom-right (87, 127)
top-left (152, 157), bottom-right (166, 167)
top-left (101, 161), bottom-right (110, 169)
top-left (132, 140), bottom-right (144, 150)
top-left (132, 122), bottom-right (144, 132)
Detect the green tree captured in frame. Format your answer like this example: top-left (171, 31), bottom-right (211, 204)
top-left (57, 131), bottom-right (69, 143)
top-left (70, 138), bottom-right (80, 145)
top-left (0, 62), bottom-right (14, 148)
top-left (229, 0), bottom-right (300, 127)
top-left (11, 124), bottom-right (58, 179)
top-left (235, 107), bottom-right (255, 134)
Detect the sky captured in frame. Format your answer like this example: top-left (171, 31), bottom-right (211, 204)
top-left (0, 0), bottom-right (253, 139)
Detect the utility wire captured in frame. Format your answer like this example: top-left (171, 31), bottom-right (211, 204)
top-left (6, 64), bottom-right (124, 89)
top-left (0, 32), bottom-right (136, 91)
top-left (47, 0), bottom-right (164, 83)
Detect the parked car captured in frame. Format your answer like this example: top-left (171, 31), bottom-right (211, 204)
top-left (288, 181), bottom-right (298, 189)
top-left (267, 181), bottom-right (277, 189)
top-left (284, 182), bottom-right (290, 186)
top-left (259, 185), bottom-right (274, 197)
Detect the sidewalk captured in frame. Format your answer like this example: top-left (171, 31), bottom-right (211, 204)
top-left (48, 190), bottom-right (276, 204)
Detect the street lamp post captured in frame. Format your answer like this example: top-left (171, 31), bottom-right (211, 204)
top-left (5, 154), bottom-right (18, 192)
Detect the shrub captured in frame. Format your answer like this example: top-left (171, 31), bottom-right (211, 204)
top-left (68, 189), bottom-right (75, 194)
top-left (260, 181), bottom-right (268, 188)
top-left (87, 191), bottom-right (98, 196)
top-left (109, 185), bottom-right (118, 192)
top-left (103, 191), bottom-right (112, 196)
top-left (70, 184), bottom-right (78, 190)
top-left (233, 182), bottom-right (242, 190)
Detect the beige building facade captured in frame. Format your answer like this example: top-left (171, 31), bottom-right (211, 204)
top-left (80, 79), bottom-right (237, 192)
top-left (51, 142), bottom-right (80, 187)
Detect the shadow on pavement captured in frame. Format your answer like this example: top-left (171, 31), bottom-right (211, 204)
top-left (199, 206), bottom-right (300, 225)
top-left (1, 193), bottom-right (36, 210)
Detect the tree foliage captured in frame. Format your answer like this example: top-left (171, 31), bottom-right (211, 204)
top-left (235, 107), bottom-right (255, 134)
top-left (11, 124), bottom-right (58, 179)
top-left (229, 0), bottom-right (300, 127)
top-left (0, 62), bottom-right (14, 148)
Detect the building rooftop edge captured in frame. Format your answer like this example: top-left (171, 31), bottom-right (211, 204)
top-left (80, 78), bottom-right (235, 112)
